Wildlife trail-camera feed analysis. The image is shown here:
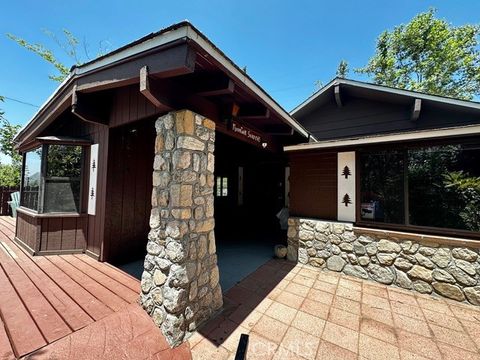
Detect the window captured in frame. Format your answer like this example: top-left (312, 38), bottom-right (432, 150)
top-left (20, 144), bottom-right (84, 213)
top-left (360, 142), bottom-right (480, 233)
top-left (21, 147), bottom-right (42, 211)
top-left (216, 176), bottom-right (228, 197)
top-left (43, 145), bottom-right (83, 213)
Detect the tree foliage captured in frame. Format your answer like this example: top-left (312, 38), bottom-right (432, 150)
top-left (7, 29), bottom-right (110, 82)
top-left (356, 8), bottom-right (480, 100)
top-left (336, 60), bottom-right (349, 78)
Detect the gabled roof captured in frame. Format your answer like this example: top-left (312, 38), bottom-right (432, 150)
top-left (15, 21), bottom-right (310, 145)
top-left (291, 77), bottom-right (480, 117)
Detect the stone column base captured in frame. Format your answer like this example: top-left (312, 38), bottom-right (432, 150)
top-left (140, 110), bottom-right (223, 347)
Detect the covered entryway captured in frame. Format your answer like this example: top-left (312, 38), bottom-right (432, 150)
top-left (103, 117), bottom-right (157, 278)
top-left (214, 131), bottom-right (287, 291)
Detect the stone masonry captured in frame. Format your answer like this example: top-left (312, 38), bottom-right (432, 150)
top-left (140, 110), bottom-right (222, 347)
top-left (288, 217), bottom-right (480, 306)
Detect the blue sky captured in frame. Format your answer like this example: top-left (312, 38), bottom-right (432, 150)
top-left (1, 0), bottom-right (479, 154)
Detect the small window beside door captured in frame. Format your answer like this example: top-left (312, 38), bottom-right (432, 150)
top-left (216, 176), bottom-right (228, 197)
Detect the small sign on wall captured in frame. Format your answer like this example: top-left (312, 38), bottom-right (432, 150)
top-left (88, 144), bottom-right (99, 215)
top-left (337, 151), bottom-right (356, 222)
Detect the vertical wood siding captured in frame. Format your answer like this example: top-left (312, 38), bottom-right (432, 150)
top-left (289, 152), bottom-right (338, 220)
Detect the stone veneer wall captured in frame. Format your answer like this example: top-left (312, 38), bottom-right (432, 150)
top-left (140, 110), bottom-right (222, 347)
top-left (287, 217), bottom-right (480, 306)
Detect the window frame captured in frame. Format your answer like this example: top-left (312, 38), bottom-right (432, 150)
top-left (355, 137), bottom-right (480, 240)
top-left (20, 142), bottom-right (87, 215)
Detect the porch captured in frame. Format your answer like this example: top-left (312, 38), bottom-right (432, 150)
top-left (0, 216), bottom-right (190, 359)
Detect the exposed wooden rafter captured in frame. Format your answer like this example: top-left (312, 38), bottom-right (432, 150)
top-left (196, 78), bottom-right (235, 97)
top-left (71, 85), bottom-right (109, 125)
top-left (411, 98), bottom-right (422, 121)
top-left (238, 109), bottom-right (270, 121)
top-left (139, 66), bottom-right (174, 111)
top-left (334, 84), bottom-right (343, 107)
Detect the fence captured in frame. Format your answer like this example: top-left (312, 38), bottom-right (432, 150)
top-left (0, 187), bottom-right (19, 216)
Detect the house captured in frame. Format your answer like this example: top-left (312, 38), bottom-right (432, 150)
top-left (13, 23), bottom-right (480, 347)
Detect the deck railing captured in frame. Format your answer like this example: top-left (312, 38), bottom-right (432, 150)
top-left (0, 186), bottom-right (19, 216)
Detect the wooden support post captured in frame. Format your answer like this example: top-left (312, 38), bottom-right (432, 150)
top-left (411, 98), bottom-right (421, 121)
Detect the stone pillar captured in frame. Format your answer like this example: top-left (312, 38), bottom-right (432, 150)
top-left (140, 110), bottom-right (222, 347)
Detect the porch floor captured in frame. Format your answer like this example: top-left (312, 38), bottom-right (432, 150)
top-left (0, 216), bottom-right (190, 360)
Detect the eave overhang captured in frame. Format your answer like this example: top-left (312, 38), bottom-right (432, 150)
top-left (14, 22), bottom-right (310, 149)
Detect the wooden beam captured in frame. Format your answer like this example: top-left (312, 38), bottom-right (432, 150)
top-left (238, 109), bottom-right (270, 121)
top-left (411, 98), bottom-right (422, 121)
top-left (76, 43), bottom-right (196, 93)
top-left (334, 85), bottom-right (342, 107)
top-left (71, 85), bottom-right (109, 125)
top-left (139, 66), bottom-right (174, 110)
top-left (196, 78), bottom-right (235, 97)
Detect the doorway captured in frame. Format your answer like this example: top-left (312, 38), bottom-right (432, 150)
top-left (103, 117), bottom-right (156, 277)
top-left (214, 132), bottom-right (287, 291)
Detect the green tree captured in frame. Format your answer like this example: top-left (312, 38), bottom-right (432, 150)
top-left (356, 8), bottom-right (480, 100)
top-left (0, 96), bottom-right (22, 186)
top-left (8, 29), bottom-right (110, 82)
top-left (336, 60), bottom-right (349, 78)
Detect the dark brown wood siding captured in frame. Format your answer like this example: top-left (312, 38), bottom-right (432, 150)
top-left (39, 216), bottom-right (87, 252)
top-left (296, 96), bottom-right (480, 141)
top-left (103, 117), bottom-right (156, 264)
top-left (16, 212), bottom-right (39, 251)
top-left (110, 85), bottom-right (163, 128)
top-left (289, 152), bottom-right (337, 220)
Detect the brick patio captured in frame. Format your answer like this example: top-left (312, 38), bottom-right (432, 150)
top-left (189, 259), bottom-right (480, 360)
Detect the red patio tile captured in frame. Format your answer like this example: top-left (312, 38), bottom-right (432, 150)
top-left (362, 293), bottom-right (391, 311)
top-left (276, 291), bottom-right (304, 309)
top-left (422, 309), bottom-right (463, 332)
top-left (336, 286), bottom-right (361, 302)
top-left (388, 289), bottom-right (419, 306)
top-left (247, 332), bottom-right (279, 360)
top-left (358, 333), bottom-right (400, 360)
top-left (285, 282), bottom-right (310, 297)
top-left (338, 278), bottom-right (362, 291)
top-left (392, 312), bottom-right (431, 338)
top-left (328, 307), bottom-right (360, 331)
top-left (291, 274), bottom-right (315, 288)
top-left (280, 326), bottom-right (320, 359)
top-left (436, 342), bottom-right (480, 360)
top-left (313, 280), bottom-right (337, 294)
top-left (265, 302), bottom-right (298, 325)
top-left (360, 318), bottom-right (398, 345)
top-left (316, 340), bottom-right (357, 360)
top-left (390, 301), bottom-right (425, 321)
top-left (332, 295), bottom-right (361, 315)
top-left (321, 321), bottom-right (359, 353)
top-left (397, 330), bottom-right (441, 359)
top-left (307, 288), bottom-right (334, 305)
top-left (252, 315), bottom-right (289, 343)
top-left (291, 310), bottom-right (326, 337)
top-left (317, 271), bottom-right (340, 285)
top-left (190, 339), bottom-right (230, 360)
top-left (300, 298), bottom-right (330, 319)
top-left (416, 297), bottom-right (452, 315)
top-left (429, 323), bottom-right (477, 352)
top-left (362, 303), bottom-right (394, 326)
top-left (363, 283), bottom-right (389, 299)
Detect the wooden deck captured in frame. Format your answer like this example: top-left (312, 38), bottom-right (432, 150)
top-left (0, 216), bottom-right (190, 359)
